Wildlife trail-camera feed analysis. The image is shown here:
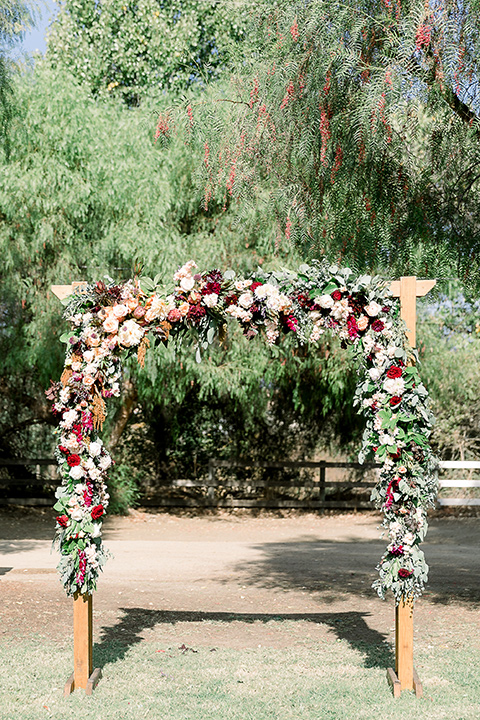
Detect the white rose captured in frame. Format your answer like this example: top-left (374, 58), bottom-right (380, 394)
top-left (83, 350), bottom-right (95, 363)
top-left (403, 532), bottom-right (415, 546)
top-left (315, 294), bottom-right (334, 309)
top-left (117, 319), bottom-right (145, 348)
top-left (61, 410), bottom-right (78, 428)
top-left (70, 507), bottom-right (84, 522)
top-left (238, 292), bottom-right (254, 309)
top-left (91, 523), bottom-right (102, 538)
top-left (69, 465), bottom-right (84, 480)
top-left (99, 455), bottom-right (112, 470)
top-left (89, 441), bottom-right (102, 457)
top-left (203, 293), bottom-right (218, 308)
top-left (369, 367), bottom-right (382, 382)
top-left (383, 377), bottom-right (405, 395)
top-left (180, 276), bottom-right (195, 292)
top-left (365, 301), bottom-right (382, 317)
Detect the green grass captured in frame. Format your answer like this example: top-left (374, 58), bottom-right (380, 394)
top-left (0, 628), bottom-right (479, 720)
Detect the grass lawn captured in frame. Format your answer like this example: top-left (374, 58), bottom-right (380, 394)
top-left (1, 621), bottom-right (479, 720)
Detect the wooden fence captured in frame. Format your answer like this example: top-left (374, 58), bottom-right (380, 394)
top-left (1, 457), bottom-right (480, 509)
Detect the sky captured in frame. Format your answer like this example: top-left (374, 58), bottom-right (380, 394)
top-left (19, 0), bottom-right (56, 55)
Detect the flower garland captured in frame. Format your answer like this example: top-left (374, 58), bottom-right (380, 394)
top-left (48, 260), bottom-right (437, 601)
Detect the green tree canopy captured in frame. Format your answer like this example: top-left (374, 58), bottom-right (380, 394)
top-left (46, 0), bottom-right (248, 104)
top-left (194, 0), bottom-right (480, 285)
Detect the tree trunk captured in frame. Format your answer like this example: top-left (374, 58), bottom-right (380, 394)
top-left (107, 378), bottom-right (137, 451)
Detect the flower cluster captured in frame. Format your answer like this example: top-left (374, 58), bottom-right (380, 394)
top-left (50, 260), bottom-right (437, 602)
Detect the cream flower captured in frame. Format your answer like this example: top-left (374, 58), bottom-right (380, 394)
top-left (145, 296), bottom-right (169, 322)
top-left (112, 304), bottom-right (129, 319)
top-left (203, 293), bottom-right (218, 308)
top-left (180, 276), bottom-right (195, 292)
top-left (383, 377), bottom-right (405, 395)
top-left (117, 319), bottom-right (145, 347)
top-left (365, 301), bottom-right (382, 317)
top-left (69, 465), bottom-right (84, 480)
top-left (103, 316), bottom-right (119, 333)
top-left (89, 441), bottom-right (102, 457)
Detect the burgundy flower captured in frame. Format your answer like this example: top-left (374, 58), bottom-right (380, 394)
top-left (56, 514), bottom-right (69, 528)
top-left (187, 305), bottom-right (206, 323)
top-left (371, 319), bottom-right (385, 332)
top-left (297, 293), bottom-right (311, 309)
top-left (331, 289), bottom-right (342, 301)
top-left (202, 281), bottom-right (221, 296)
top-left (224, 294), bottom-right (238, 307)
top-left (205, 269), bottom-right (223, 283)
top-left (67, 454), bottom-right (81, 467)
top-left (398, 568), bottom-right (413, 579)
top-left (91, 504), bottom-right (104, 520)
top-left (382, 306), bottom-right (391, 313)
top-left (390, 396), bottom-right (402, 407)
top-left (347, 315), bottom-right (359, 339)
top-left (390, 545), bottom-right (404, 557)
top-left (386, 366), bottom-right (402, 379)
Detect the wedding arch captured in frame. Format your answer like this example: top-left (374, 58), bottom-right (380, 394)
top-left (49, 260), bottom-right (437, 697)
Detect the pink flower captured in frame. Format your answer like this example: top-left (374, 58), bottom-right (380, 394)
top-left (168, 308), bottom-right (183, 322)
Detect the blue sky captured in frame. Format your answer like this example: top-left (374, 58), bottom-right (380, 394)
top-left (20, 0), bottom-right (57, 55)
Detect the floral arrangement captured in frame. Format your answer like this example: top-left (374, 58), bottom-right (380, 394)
top-left (48, 260), bottom-right (437, 601)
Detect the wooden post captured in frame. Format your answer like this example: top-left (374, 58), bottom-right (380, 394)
top-left (386, 276), bottom-right (435, 698)
top-left (63, 594), bottom-right (102, 696)
top-left (52, 282), bottom-right (102, 696)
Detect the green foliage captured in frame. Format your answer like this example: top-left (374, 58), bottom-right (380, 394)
top-left (418, 289), bottom-right (480, 459)
top-left (46, 0), bottom-right (249, 104)
top-left (196, 0), bottom-right (480, 285)
top-left (107, 462), bottom-right (140, 514)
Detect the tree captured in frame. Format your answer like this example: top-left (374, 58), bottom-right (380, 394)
top-left (46, 0), bottom-right (248, 104)
top-left (195, 0), bottom-right (480, 285)
top-left (1, 64), bottom-right (363, 479)
top-left (0, 0), bottom-right (33, 153)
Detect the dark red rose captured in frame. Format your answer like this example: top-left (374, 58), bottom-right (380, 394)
top-left (398, 568), bottom-right (413, 579)
top-left (91, 504), bottom-right (104, 520)
top-left (331, 290), bottom-right (342, 301)
top-left (56, 514), bottom-right (69, 528)
top-left (67, 454), bottom-right (81, 467)
top-left (387, 366), bottom-right (402, 379)
top-left (224, 294), bottom-right (238, 307)
top-left (390, 396), bottom-right (402, 407)
top-left (58, 446), bottom-right (69, 455)
top-left (202, 281), bottom-right (221, 296)
top-left (382, 306), bottom-right (391, 313)
top-left (187, 305), bottom-right (207, 323)
top-left (371, 319), bottom-right (385, 332)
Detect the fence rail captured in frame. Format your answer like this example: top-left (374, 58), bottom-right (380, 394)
top-left (1, 457), bottom-right (480, 508)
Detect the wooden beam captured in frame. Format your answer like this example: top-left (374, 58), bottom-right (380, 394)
top-left (51, 282), bottom-right (88, 300)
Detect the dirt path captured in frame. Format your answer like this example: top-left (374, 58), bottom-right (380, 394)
top-left (0, 508), bottom-right (479, 654)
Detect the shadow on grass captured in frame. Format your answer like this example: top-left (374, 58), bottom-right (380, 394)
top-left (94, 608), bottom-right (393, 671)
top-left (219, 537), bottom-right (480, 608)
